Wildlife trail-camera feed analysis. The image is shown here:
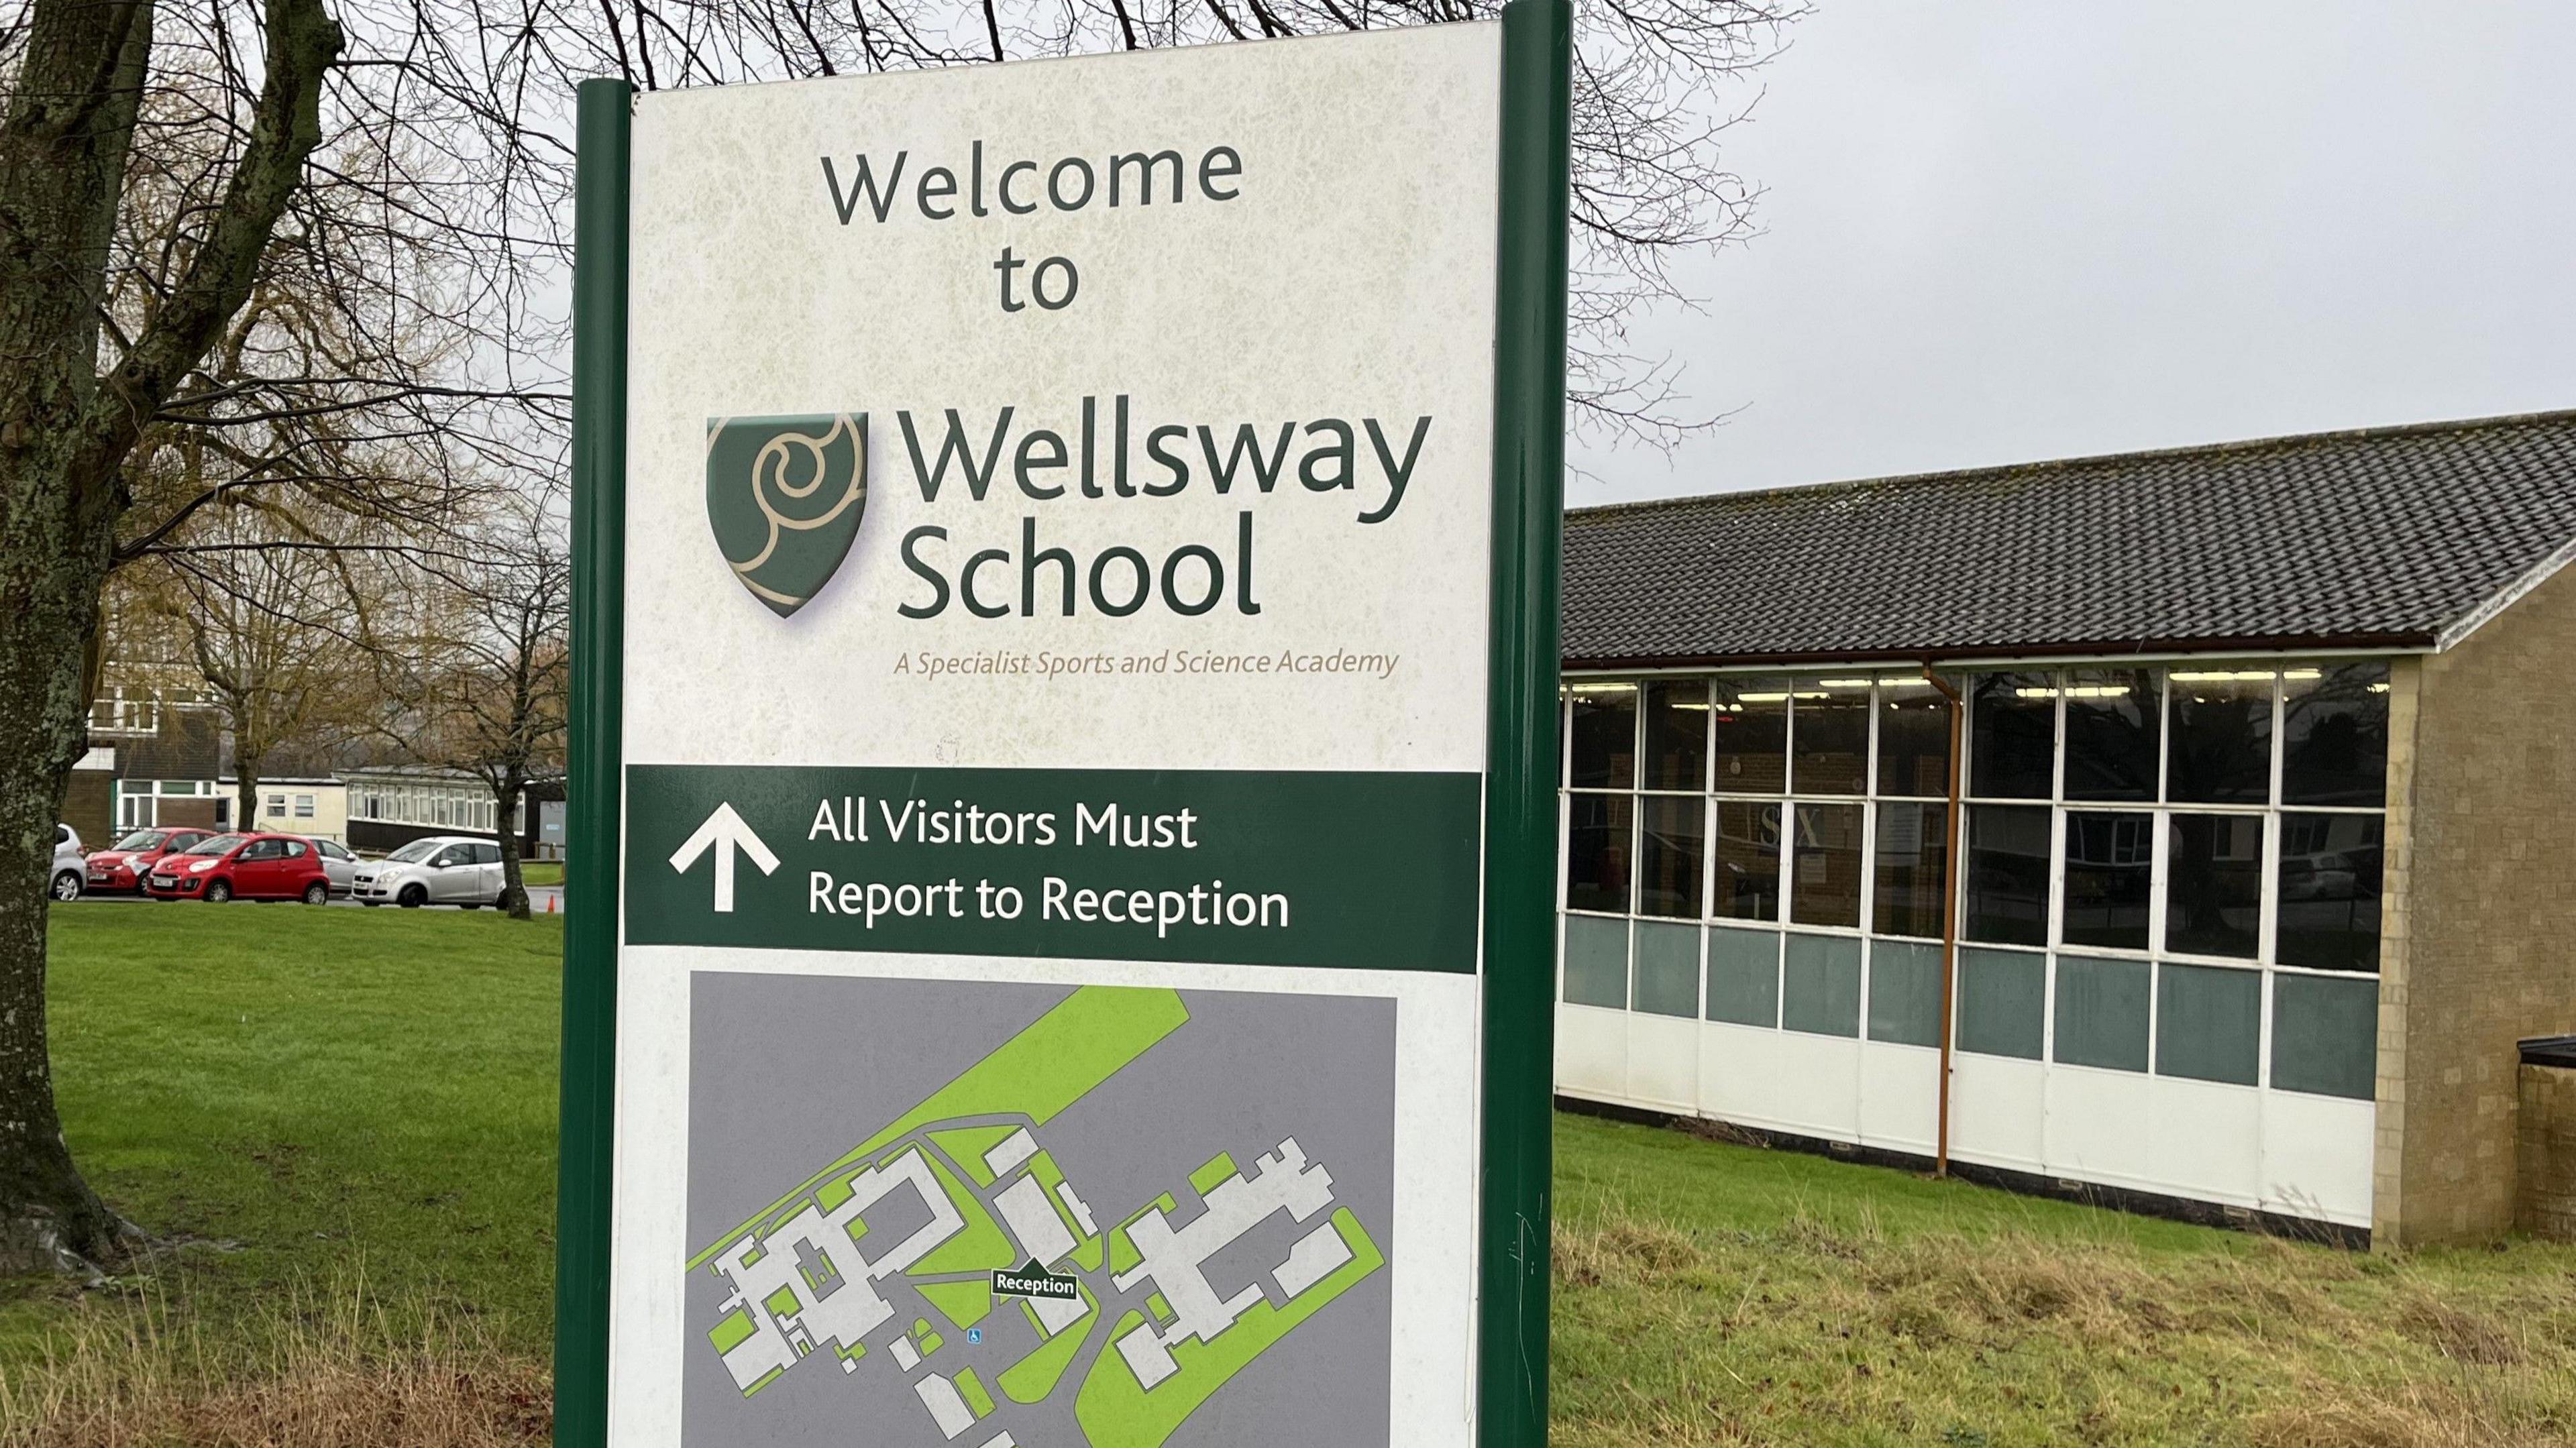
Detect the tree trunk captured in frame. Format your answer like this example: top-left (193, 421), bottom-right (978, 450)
top-left (494, 772), bottom-right (529, 920)
top-left (234, 751), bottom-right (264, 838)
top-left (0, 618), bottom-right (133, 1274)
top-left (0, 0), bottom-right (340, 1272)
top-left (0, 0), bottom-right (156, 1276)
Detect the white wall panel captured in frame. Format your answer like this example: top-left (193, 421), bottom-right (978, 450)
top-left (1625, 1013), bottom-right (1701, 1113)
top-left (1947, 1054), bottom-right (2047, 1172)
top-left (2043, 1067), bottom-right (2261, 1206)
top-left (2259, 1090), bottom-right (2375, 1226)
top-left (1856, 1041), bottom-right (1941, 1154)
top-left (1555, 1003), bottom-right (1629, 1103)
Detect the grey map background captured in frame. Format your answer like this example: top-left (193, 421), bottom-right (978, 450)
top-left (682, 970), bottom-right (1397, 1447)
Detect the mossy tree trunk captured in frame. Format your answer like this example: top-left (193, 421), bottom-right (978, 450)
top-left (0, 0), bottom-right (341, 1273)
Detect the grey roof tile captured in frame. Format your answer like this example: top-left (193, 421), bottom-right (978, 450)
top-left (1562, 410), bottom-right (2576, 667)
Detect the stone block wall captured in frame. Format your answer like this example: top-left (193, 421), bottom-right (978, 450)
top-left (2520, 1062), bottom-right (2576, 1241)
top-left (2385, 561), bottom-right (2576, 1245)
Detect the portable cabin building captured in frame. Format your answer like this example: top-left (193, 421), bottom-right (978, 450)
top-left (1554, 410), bottom-right (2576, 1245)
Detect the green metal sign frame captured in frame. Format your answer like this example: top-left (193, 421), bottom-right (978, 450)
top-left (554, 4), bottom-right (1568, 1441)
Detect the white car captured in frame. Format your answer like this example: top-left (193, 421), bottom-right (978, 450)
top-left (51, 824), bottom-right (83, 902)
top-left (352, 836), bottom-right (507, 908)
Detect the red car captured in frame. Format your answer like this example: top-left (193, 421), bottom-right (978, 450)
top-left (144, 832), bottom-right (332, 904)
top-left (84, 827), bottom-right (214, 895)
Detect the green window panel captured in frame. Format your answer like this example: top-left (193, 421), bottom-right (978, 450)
top-left (2053, 954), bottom-right (2150, 1072)
top-left (1956, 947), bottom-right (2045, 1059)
top-left (1866, 938), bottom-right (1943, 1047)
top-left (2271, 972), bottom-right (2379, 1100)
top-left (2156, 962), bottom-right (2261, 1086)
top-left (1631, 920), bottom-right (1701, 1019)
top-left (1782, 934), bottom-right (1862, 1038)
top-left (1705, 926), bottom-right (1780, 1027)
top-left (1561, 914), bottom-right (1629, 1009)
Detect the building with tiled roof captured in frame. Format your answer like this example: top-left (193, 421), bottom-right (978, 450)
top-left (1550, 410), bottom-right (2576, 1246)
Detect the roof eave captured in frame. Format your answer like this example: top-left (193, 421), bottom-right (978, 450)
top-left (1562, 629), bottom-right (2439, 674)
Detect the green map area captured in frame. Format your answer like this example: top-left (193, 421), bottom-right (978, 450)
top-left (689, 985), bottom-right (1387, 1446)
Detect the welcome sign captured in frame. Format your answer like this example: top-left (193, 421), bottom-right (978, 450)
top-left (556, 10), bottom-right (1570, 1448)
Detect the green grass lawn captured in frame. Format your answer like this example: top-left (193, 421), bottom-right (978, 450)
top-left (7, 903), bottom-right (2574, 1447)
top-left (3, 903), bottom-right (562, 1362)
top-left (513, 862), bottom-right (563, 888)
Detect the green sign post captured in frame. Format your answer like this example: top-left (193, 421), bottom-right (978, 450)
top-left (559, 7), bottom-right (1567, 1445)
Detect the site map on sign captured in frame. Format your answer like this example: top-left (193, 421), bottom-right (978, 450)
top-left (682, 979), bottom-right (1395, 1447)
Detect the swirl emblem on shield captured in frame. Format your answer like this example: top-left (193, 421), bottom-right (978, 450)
top-left (704, 414), bottom-right (868, 617)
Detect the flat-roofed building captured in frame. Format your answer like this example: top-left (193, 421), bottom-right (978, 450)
top-left (1554, 410), bottom-right (2576, 1246)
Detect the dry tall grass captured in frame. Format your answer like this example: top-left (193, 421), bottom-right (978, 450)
top-left (1552, 1195), bottom-right (2576, 1448)
top-left (0, 1274), bottom-right (547, 1448)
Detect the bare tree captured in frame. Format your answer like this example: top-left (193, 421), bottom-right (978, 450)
top-left (0, 0), bottom-right (1791, 1274)
top-left (127, 500), bottom-right (382, 828)
top-left (395, 500), bottom-right (569, 920)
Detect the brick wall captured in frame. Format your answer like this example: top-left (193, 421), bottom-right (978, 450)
top-left (2385, 562), bottom-right (2576, 1245)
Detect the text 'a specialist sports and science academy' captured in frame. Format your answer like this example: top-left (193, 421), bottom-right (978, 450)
top-left (802, 793), bottom-right (1291, 938)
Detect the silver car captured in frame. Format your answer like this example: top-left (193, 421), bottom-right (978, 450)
top-left (311, 837), bottom-right (362, 896)
top-left (352, 836), bottom-right (507, 908)
top-left (51, 824), bottom-right (84, 902)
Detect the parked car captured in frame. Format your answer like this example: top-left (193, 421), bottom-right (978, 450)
top-left (312, 837), bottom-right (362, 896)
top-left (84, 827), bottom-right (214, 895)
top-left (50, 824), bottom-right (84, 902)
top-left (144, 832), bottom-right (331, 904)
top-left (352, 836), bottom-right (506, 909)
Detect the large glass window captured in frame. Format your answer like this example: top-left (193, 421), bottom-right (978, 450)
top-left (1637, 796), bottom-right (1705, 920)
top-left (2282, 664), bottom-right (2390, 806)
top-left (1705, 927), bottom-right (1779, 1026)
top-left (1964, 804), bottom-right (2049, 946)
top-left (1570, 685), bottom-right (1638, 789)
top-left (1788, 803), bottom-right (1863, 928)
top-left (1969, 673), bottom-right (2055, 798)
top-left (1712, 679), bottom-right (1788, 793)
top-left (1711, 801), bottom-right (1780, 920)
top-left (2276, 813), bottom-right (2383, 972)
top-left (1641, 681), bottom-right (1709, 791)
top-left (1791, 678), bottom-right (1870, 795)
top-left (2063, 669), bottom-right (2159, 801)
top-left (1564, 793), bottom-right (1631, 915)
top-left (1876, 678), bottom-right (1951, 799)
top-left (1558, 659), bottom-right (2387, 1103)
top-left (1562, 916), bottom-right (1628, 1009)
top-left (2167, 814), bottom-right (2263, 959)
top-left (1782, 935), bottom-right (1862, 1037)
top-left (1871, 801), bottom-right (1948, 939)
top-left (2167, 671), bottom-right (2272, 803)
top-left (2061, 810), bottom-right (2152, 950)
top-left (1632, 921), bottom-right (1700, 1018)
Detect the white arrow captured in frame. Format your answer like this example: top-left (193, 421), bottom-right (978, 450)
top-left (668, 802), bottom-right (780, 913)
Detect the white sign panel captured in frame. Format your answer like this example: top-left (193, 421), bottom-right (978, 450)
top-left (577, 21), bottom-right (1555, 1448)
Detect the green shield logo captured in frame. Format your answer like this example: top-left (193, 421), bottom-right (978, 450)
top-left (704, 414), bottom-right (867, 616)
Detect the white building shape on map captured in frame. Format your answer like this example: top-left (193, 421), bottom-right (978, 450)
top-left (708, 1146), bottom-right (966, 1392)
top-left (1108, 1137), bottom-right (1337, 1388)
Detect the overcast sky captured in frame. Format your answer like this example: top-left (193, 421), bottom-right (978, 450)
top-left (1565, 0), bottom-right (2576, 506)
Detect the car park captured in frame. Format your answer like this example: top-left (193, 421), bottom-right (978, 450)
top-left (50, 824), bottom-right (84, 902)
top-left (83, 827), bottom-right (213, 896)
top-left (352, 836), bottom-right (508, 908)
top-left (144, 832), bottom-right (332, 904)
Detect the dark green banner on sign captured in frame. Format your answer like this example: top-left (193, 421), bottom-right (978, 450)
top-left (623, 765), bottom-right (1481, 972)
